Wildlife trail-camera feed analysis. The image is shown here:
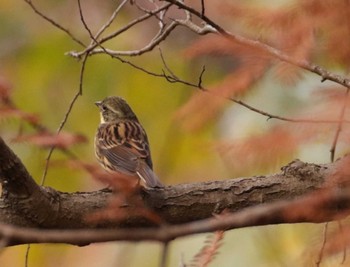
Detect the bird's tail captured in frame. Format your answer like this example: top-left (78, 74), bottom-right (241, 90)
top-left (136, 161), bottom-right (163, 188)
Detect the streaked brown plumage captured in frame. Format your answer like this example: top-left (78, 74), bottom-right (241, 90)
top-left (94, 96), bottom-right (163, 188)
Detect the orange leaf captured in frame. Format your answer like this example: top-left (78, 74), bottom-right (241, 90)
top-left (13, 131), bottom-right (87, 149)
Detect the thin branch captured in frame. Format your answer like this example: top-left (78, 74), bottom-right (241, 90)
top-left (23, 0), bottom-right (85, 47)
top-left (113, 54), bottom-right (350, 125)
top-left (115, 55), bottom-right (167, 77)
top-left (330, 88), bottom-right (350, 162)
top-left (94, 0), bottom-right (129, 41)
top-left (69, 0), bottom-right (350, 126)
top-left (160, 242), bottom-right (169, 267)
top-left (40, 147), bottom-right (54, 185)
top-left (174, 17), bottom-right (216, 35)
top-left (57, 55), bottom-right (87, 130)
top-left (201, 0), bottom-right (205, 17)
top-left (77, 0), bottom-right (94, 40)
top-left (76, 0), bottom-right (114, 59)
top-left (87, 21), bottom-right (179, 57)
top-left (338, 220), bottom-right (347, 264)
top-left (198, 65), bottom-right (206, 89)
top-left (69, 3), bottom-right (172, 58)
top-left (40, 54), bottom-right (88, 185)
top-left (316, 222), bottom-right (329, 267)
top-left (24, 244), bottom-right (31, 267)
top-left (159, 47), bottom-right (179, 80)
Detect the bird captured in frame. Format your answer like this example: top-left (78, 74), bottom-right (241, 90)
top-left (94, 96), bottom-right (163, 188)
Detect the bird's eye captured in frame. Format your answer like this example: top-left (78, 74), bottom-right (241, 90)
top-left (101, 105), bottom-right (108, 111)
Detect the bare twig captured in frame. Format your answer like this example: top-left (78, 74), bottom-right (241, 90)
top-left (198, 66), bottom-right (206, 89)
top-left (115, 55), bottom-right (167, 77)
top-left (112, 55), bottom-right (350, 125)
top-left (57, 55), bottom-right (87, 130)
top-left (40, 53), bottom-right (88, 185)
top-left (160, 242), bottom-right (169, 267)
top-left (88, 21), bottom-right (179, 57)
top-left (23, 0), bottom-right (85, 47)
top-left (200, 0), bottom-right (205, 18)
top-left (316, 222), bottom-right (329, 267)
top-left (159, 47), bottom-right (179, 80)
top-left (174, 17), bottom-right (216, 35)
top-left (338, 220), bottom-right (347, 264)
top-left (40, 147), bottom-right (54, 185)
top-left (20, 0), bottom-right (90, 186)
top-left (24, 244), bottom-right (31, 267)
top-left (69, 3), bottom-right (172, 58)
top-left (94, 0), bottom-right (129, 41)
top-left (330, 88), bottom-right (350, 162)
top-left (77, 0), bottom-right (94, 40)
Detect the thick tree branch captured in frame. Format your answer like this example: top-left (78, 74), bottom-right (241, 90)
top-left (0, 136), bottom-right (346, 247)
top-left (1, 185), bottom-right (350, 247)
top-left (0, 136), bottom-right (332, 227)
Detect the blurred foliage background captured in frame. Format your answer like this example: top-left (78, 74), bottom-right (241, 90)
top-left (0, 0), bottom-right (348, 266)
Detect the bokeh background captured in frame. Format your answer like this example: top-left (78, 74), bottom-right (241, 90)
top-left (0, 0), bottom-right (348, 266)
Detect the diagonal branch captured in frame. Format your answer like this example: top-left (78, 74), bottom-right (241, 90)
top-left (40, 50), bottom-right (88, 185)
top-left (23, 0), bottom-right (85, 47)
top-left (69, 3), bottom-right (172, 58)
top-left (113, 55), bottom-right (350, 125)
top-left (93, 0), bottom-right (129, 41)
top-left (89, 21), bottom-right (178, 57)
top-left (330, 88), bottom-right (350, 162)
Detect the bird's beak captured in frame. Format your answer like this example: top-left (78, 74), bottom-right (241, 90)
top-left (95, 101), bottom-right (102, 108)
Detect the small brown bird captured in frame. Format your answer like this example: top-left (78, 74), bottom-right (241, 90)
top-left (94, 96), bottom-right (163, 188)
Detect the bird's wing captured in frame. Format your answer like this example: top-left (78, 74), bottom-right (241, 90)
top-left (99, 144), bottom-right (139, 175)
top-left (96, 121), bottom-right (163, 187)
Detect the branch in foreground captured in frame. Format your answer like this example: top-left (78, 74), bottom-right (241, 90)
top-left (1, 185), bottom-right (350, 246)
top-left (0, 160), bottom-right (330, 228)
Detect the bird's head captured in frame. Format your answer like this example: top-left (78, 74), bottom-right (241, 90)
top-left (95, 96), bottom-right (138, 123)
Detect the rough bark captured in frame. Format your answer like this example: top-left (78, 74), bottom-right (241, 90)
top-left (0, 137), bottom-right (332, 230)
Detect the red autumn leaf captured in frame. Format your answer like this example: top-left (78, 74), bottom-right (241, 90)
top-left (13, 131), bottom-right (87, 149)
top-left (0, 107), bottom-right (40, 124)
top-left (189, 231), bottom-right (224, 267)
top-left (216, 127), bottom-right (299, 174)
top-left (174, 62), bottom-right (268, 132)
top-left (69, 160), bottom-right (140, 192)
